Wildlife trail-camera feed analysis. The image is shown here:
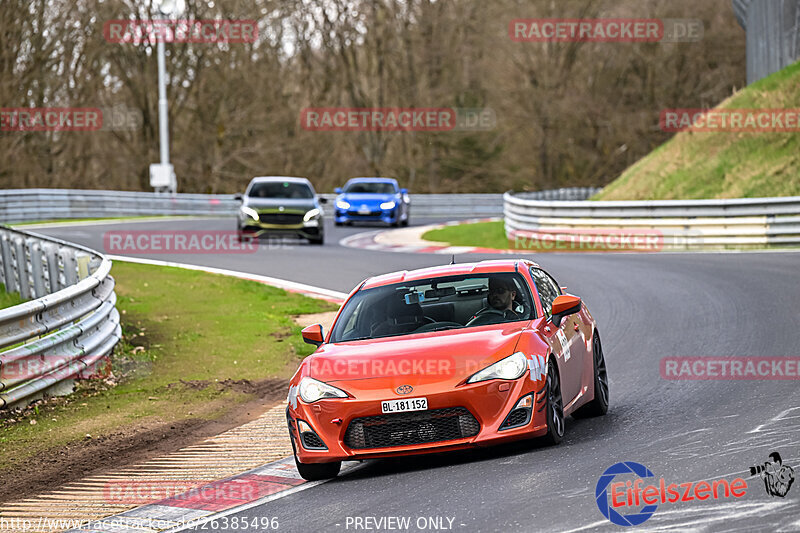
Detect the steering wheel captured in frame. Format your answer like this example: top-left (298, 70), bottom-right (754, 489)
top-left (412, 321), bottom-right (463, 334)
top-left (466, 308), bottom-right (518, 327)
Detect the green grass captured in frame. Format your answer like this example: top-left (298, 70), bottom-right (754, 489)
top-left (595, 60), bottom-right (800, 200)
top-left (0, 285), bottom-right (24, 309)
top-left (423, 221), bottom-right (509, 249)
top-left (0, 261), bottom-right (337, 470)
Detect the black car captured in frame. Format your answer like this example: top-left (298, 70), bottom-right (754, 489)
top-left (236, 176), bottom-right (326, 244)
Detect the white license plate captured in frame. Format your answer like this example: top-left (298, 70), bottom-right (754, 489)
top-left (358, 206), bottom-right (371, 214)
top-left (381, 397), bottom-right (428, 414)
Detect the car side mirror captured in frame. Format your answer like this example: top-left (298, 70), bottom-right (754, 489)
top-left (551, 295), bottom-right (581, 327)
top-left (334, 187), bottom-right (342, 194)
top-left (301, 324), bottom-right (324, 347)
top-left (319, 196), bottom-right (328, 204)
top-left (400, 188), bottom-right (408, 194)
top-left (234, 193), bottom-right (243, 202)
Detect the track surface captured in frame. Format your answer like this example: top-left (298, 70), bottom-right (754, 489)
top-left (36, 218), bottom-right (800, 532)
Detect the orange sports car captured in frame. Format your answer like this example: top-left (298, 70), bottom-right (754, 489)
top-left (286, 259), bottom-right (609, 480)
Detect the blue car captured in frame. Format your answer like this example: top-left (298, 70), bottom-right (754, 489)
top-left (334, 177), bottom-right (410, 227)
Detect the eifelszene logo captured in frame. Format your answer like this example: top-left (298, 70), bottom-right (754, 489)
top-left (595, 461), bottom-right (748, 527)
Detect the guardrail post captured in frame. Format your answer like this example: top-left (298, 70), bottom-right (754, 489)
top-left (43, 243), bottom-right (60, 293)
top-left (76, 253), bottom-right (91, 280)
top-left (61, 248), bottom-right (77, 288)
top-left (13, 237), bottom-right (31, 301)
top-left (1, 234), bottom-right (16, 294)
top-left (30, 241), bottom-right (47, 298)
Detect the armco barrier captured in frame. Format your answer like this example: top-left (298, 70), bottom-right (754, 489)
top-left (0, 188), bottom-right (600, 223)
top-left (0, 226), bottom-right (120, 409)
top-left (504, 192), bottom-right (800, 249)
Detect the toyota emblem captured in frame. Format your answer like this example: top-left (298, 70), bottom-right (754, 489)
top-left (396, 385), bottom-right (413, 395)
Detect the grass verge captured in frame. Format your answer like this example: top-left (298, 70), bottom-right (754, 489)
top-left (595, 61), bottom-right (800, 200)
top-left (423, 221), bottom-right (509, 249)
top-left (0, 285), bottom-right (24, 309)
top-left (0, 261), bottom-right (338, 472)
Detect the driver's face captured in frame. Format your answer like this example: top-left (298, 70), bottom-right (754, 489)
top-left (488, 282), bottom-right (514, 310)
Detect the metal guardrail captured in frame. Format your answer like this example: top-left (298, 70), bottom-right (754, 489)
top-left (0, 226), bottom-right (121, 409)
top-left (504, 192), bottom-right (800, 249)
top-left (0, 188), bottom-right (599, 223)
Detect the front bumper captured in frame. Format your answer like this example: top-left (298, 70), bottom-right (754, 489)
top-left (287, 375), bottom-right (547, 464)
top-left (335, 208), bottom-right (397, 225)
top-left (239, 220), bottom-right (323, 240)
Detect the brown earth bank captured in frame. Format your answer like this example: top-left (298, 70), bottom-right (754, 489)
top-left (0, 378), bottom-right (287, 504)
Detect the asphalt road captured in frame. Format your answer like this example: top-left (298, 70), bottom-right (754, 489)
top-left (33, 217), bottom-right (800, 532)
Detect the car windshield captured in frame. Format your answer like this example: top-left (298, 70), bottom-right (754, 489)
top-left (344, 182), bottom-right (396, 195)
top-left (329, 273), bottom-right (535, 343)
top-left (249, 181), bottom-right (313, 199)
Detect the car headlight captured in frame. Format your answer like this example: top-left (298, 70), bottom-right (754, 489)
top-left (380, 200), bottom-right (396, 210)
top-left (298, 377), bottom-right (348, 402)
top-left (303, 208), bottom-right (321, 222)
top-left (240, 206), bottom-right (259, 221)
top-left (467, 352), bottom-right (528, 384)
top-left (336, 200), bottom-right (350, 210)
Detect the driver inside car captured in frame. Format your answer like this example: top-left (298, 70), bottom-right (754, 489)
top-left (467, 277), bottom-right (522, 324)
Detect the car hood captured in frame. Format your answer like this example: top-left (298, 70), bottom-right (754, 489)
top-left (244, 198), bottom-right (316, 211)
top-left (303, 323), bottom-right (528, 389)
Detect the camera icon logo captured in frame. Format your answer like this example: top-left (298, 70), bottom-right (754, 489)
top-left (749, 452), bottom-right (795, 498)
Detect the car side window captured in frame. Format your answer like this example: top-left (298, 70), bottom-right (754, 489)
top-left (530, 268), bottom-right (561, 317)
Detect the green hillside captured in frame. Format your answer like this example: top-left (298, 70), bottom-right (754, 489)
top-left (595, 61), bottom-right (800, 200)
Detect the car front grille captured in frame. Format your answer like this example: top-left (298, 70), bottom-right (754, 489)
top-left (346, 210), bottom-right (382, 217)
top-left (343, 407), bottom-right (480, 449)
top-left (258, 212), bottom-right (304, 225)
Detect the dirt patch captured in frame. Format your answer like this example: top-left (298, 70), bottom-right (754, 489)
top-left (270, 328), bottom-right (293, 341)
top-left (0, 378), bottom-right (287, 504)
top-left (292, 310), bottom-right (338, 331)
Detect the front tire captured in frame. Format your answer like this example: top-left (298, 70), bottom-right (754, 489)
top-left (540, 360), bottom-right (565, 445)
top-left (295, 457), bottom-right (341, 481)
top-left (572, 333), bottom-right (609, 418)
top-left (290, 433), bottom-right (341, 480)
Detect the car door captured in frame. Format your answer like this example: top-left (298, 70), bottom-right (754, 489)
top-left (530, 267), bottom-right (585, 405)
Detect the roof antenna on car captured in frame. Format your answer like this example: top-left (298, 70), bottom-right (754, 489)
top-left (450, 254), bottom-right (456, 265)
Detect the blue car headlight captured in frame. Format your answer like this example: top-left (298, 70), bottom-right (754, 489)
top-left (380, 201), bottom-right (396, 210)
top-left (336, 200), bottom-right (350, 210)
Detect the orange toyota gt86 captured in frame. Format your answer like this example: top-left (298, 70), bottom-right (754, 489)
top-left (286, 259), bottom-right (609, 480)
